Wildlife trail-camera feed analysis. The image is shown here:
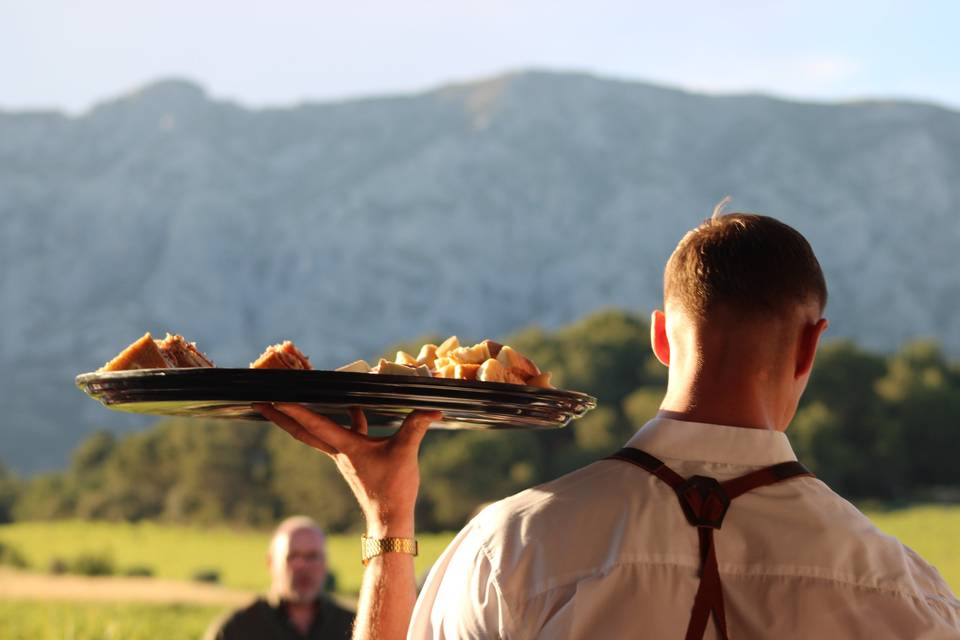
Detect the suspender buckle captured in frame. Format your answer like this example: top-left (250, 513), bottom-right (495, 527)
top-left (675, 475), bottom-right (730, 529)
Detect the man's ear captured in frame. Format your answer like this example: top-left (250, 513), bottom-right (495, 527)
top-left (795, 317), bottom-right (829, 379)
top-left (651, 310), bottom-right (670, 367)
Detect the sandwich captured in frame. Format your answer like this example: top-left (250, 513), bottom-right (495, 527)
top-left (99, 332), bottom-right (214, 372)
top-left (250, 341), bottom-right (312, 369)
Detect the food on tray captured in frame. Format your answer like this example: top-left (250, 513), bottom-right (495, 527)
top-left (97, 332), bottom-right (551, 389)
top-left (336, 359), bottom-right (373, 373)
top-left (99, 332), bottom-right (214, 372)
top-left (250, 341), bottom-right (312, 370)
top-left (336, 337), bottom-right (553, 388)
top-left (156, 333), bottom-right (216, 368)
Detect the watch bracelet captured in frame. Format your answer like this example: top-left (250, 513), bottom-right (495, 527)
top-left (360, 534), bottom-right (419, 566)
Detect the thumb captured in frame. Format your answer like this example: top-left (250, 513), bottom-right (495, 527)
top-left (396, 410), bottom-right (441, 447)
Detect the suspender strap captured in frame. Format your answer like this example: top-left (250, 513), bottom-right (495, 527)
top-left (605, 447), bottom-right (813, 640)
top-left (721, 461), bottom-right (811, 499)
top-left (606, 447), bottom-right (686, 491)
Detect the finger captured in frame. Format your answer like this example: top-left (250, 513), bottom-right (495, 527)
top-left (396, 410), bottom-right (441, 448)
top-left (273, 403), bottom-right (354, 450)
top-left (254, 404), bottom-right (337, 455)
top-left (348, 407), bottom-right (368, 436)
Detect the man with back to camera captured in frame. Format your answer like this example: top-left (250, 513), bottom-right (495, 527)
top-left (204, 515), bottom-right (354, 640)
top-left (256, 210), bottom-right (960, 638)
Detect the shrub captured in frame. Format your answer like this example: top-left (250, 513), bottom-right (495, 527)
top-left (70, 551), bottom-right (114, 576)
top-left (0, 540), bottom-right (28, 569)
top-left (123, 565), bottom-right (155, 577)
top-left (48, 557), bottom-right (69, 574)
top-left (191, 567), bottom-right (220, 583)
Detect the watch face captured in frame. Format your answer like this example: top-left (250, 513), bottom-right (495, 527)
top-left (76, 368), bottom-right (597, 430)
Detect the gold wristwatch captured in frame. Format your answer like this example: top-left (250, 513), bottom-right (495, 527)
top-left (360, 534), bottom-right (419, 566)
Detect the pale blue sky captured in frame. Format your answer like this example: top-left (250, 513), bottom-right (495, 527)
top-left (2, 0), bottom-right (957, 113)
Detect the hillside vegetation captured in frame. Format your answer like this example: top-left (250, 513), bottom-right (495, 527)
top-left (2, 310), bottom-right (958, 533)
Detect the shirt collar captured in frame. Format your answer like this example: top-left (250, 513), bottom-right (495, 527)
top-left (624, 416), bottom-right (797, 467)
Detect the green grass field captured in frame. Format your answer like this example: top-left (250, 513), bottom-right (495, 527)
top-left (0, 506), bottom-right (956, 640)
top-left (0, 599), bottom-right (222, 640)
top-left (0, 521), bottom-right (455, 596)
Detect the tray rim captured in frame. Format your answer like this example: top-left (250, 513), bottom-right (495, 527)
top-left (75, 368), bottom-right (597, 404)
top-left (75, 368), bottom-right (597, 429)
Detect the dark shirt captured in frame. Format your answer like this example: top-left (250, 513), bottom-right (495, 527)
top-left (205, 595), bottom-right (355, 640)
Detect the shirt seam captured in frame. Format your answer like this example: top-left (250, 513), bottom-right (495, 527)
top-left (478, 537), bottom-right (519, 640)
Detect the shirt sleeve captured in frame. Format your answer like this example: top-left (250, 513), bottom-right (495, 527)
top-left (408, 522), bottom-right (516, 639)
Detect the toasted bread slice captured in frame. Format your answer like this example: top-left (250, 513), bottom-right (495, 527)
top-left (99, 332), bottom-right (169, 372)
top-left (250, 341), bottom-right (312, 369)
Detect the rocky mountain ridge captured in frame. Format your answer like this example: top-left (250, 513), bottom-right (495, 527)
top-left (2, 70), bottom-right (958, 471)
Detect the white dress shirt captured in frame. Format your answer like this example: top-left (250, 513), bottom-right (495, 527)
top-left (410, 417), bottom-right (960, 639)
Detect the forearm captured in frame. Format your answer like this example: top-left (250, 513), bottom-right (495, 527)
top-left (353, 519), bottom-right (418, 640)
top-left (255, 405), bottom-right (437, 640)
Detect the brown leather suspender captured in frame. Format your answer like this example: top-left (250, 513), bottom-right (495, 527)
top-left (606, 448), bottom-right (813, 640)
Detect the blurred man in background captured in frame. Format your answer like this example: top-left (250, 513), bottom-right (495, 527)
top-left (205, 515), bottom-right (354, 640)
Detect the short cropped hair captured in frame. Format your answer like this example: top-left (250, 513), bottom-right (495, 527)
top-left (664, 213), bottom-right (827, 319)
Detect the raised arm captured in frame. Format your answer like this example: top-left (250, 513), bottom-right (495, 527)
top-left (255, 403), bottom-right (440, 640)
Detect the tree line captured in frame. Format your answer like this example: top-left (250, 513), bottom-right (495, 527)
top-left (1, 309), bottom-right (958, 532)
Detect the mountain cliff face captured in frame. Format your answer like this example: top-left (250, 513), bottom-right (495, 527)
top-left (2, 71), bottom-right (958, 472)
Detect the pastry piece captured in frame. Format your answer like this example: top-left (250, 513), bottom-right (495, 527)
top-left (250, 341), bottom-right (312, 370)
top-left (496, 346), bottom-right (540, 379)
top-left (435, 363), bottom-right (458, 379)
top-left (416, 344), bottom-right (438, 368)
top-left (433, 356), bottom-right (454, 371)
top-left (99, 332), bottom-right (169, 371)
top-left (395, 351), bottom-right (419, 366)
top-left (436, 336), bottom-right (459, 357)
top-left (482, 340), bottom-right (504, 359)
top-left (335, 337), bottom-right (550, 388)
top-left (526, 371), bottom-right (554, 388)
top-left (504, 369), bottom-right (528, 385)
top-left (372, 359), bottom-right (419, 376)
top-left (454, 363), bottom-right (481, 381)
top-left (449, 342), bottom-right (491, 365)
top-left (337, 359), bottom-right (372, 373)
top-left (156, 333), bottom-right (214, 368)
top-left (415, 364), bottom-right (433, 378)
top-left (477, 358), bottom-right (507, 383)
